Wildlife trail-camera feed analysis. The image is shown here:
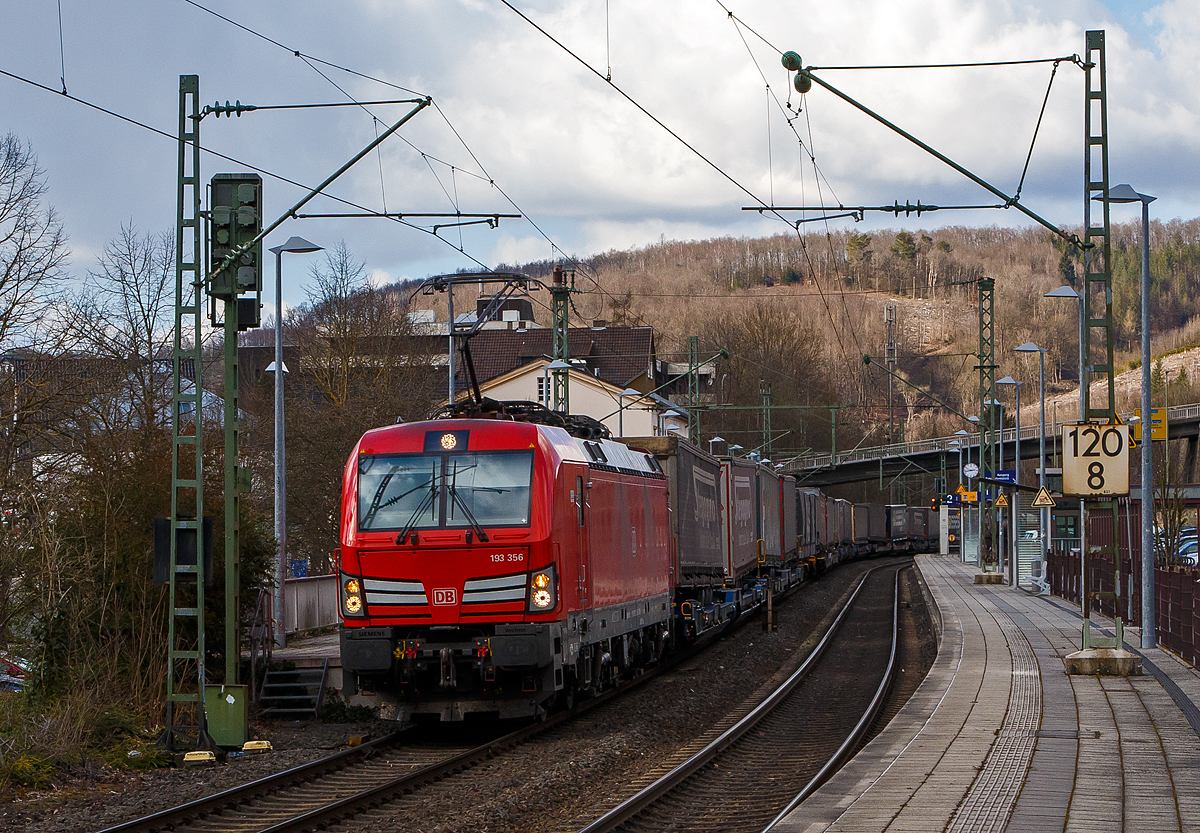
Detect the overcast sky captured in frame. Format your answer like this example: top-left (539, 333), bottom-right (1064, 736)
top-left (2, 0), bottom-right (1196, 310)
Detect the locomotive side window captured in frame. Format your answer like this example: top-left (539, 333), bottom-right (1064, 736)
top-left (357, 451), bottom-right (533, 531)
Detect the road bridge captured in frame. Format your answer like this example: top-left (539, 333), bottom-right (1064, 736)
top-left (786, 401), bottom-right (1200, 487)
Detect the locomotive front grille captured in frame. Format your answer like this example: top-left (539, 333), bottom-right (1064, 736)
top-left (462, 573), bottom-right (526, 605)
top-left (364, 578), bottom-right (428, 606)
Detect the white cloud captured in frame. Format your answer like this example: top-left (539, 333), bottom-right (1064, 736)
top-left (1, 0), bottom-right (1195, 306)
top-left (366, 268), bottom-right (394, 289)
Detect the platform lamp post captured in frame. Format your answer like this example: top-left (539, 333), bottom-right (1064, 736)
top-left (617, 387), bottom-right (641, 437)
top-left (1101, 183), bottom-right (1158, 648)
top-left (968, 415), bottom-right (981, 566)
top-left (1044, 285), bottom-right (1084, 422)
top-left (1015, 342), bottom-right (1048, 584)
top-left (984, 398), bottom-right (1006, 576)
top-left (954, 430), bottom-right (969, 489)
top-left (267, 236), bottom-right (323, 649)
top-left (708, 436), bottom-right (725, 455)
top-left (543, 359), bottom-right (571, 413)
top-left (998, 377), bottom-right (1022, 586)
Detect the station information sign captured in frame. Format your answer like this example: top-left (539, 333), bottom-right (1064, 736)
top-left (1062, 423), bottom-right (1129, 497)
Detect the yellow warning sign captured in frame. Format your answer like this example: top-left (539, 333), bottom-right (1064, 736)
top-left (1133, 408), bottom-right (1167, 442)
top-left (955, 483), bottom-right (967, 496)
top-left (995, 493), bottom-right (1009, 508)
top-left (1031, 486), bottom-right (1056, 508)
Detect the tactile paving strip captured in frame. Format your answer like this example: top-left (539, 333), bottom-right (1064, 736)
top-left (944, 591), bottom-right (1041, 833)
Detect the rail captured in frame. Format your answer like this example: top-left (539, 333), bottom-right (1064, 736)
top-left (791, 401), bottom-right (1200, 472)
top-left (104, 563), bottom-right (814, 833)
top-left (576, 566), bottom-right (901, 833)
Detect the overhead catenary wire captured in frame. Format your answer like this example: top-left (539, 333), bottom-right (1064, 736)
top-left (178, 0), bottom-right (426, 95)
top-left (181, 0), bottom-right (604, 306)
top-left (56, 0), bottom-right (67, 94)
top-left (0, 66), bottom-right (495, 271)
top-left (180, 0), bottom-right (531, 262)
top-left (1014, 59), bottom-right (1062, 202)
top-left (498, 0), bottom-right (780, 217)
top-left (501, 0), bottom-right (865, 381)
top-left (718, 5), bottom-right (861, 372)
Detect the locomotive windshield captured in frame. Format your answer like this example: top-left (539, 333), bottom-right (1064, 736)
top-left (357, 451), bottom-right (534, 532)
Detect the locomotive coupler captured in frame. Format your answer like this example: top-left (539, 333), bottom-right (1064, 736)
top-left (439, 647), bottom-right (457, 689)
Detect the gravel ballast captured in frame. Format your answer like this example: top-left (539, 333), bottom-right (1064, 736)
top-left (6, 557), bottom-right (934, 833)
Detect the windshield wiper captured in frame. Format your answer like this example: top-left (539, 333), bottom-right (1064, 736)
top-left (360, 466), bottom-right (400, 530)
top-left (361, 469), bottom-right (438, 530)
top-left (448, 459), bottom-right (490, 542)
top-left (395, 460), bottom-right (439, 544)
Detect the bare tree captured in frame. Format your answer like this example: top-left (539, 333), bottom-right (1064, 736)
top-left (0, 135), bottom-right (70, 647)
top-left (0, 134), bottom-right (67, 350)
top-left (68, 223), bottom-right (175, 433)
top-left (241, 241), bottom-right (439, 572)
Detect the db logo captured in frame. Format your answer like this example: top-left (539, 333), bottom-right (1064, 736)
top-left (432, 588), bottom-right (457, 606)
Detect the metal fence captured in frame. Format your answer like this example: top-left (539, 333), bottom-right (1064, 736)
top-left (1045, 523), bottom-right (1200, 666)
top-left (283, 574), bottom-right (339, 634)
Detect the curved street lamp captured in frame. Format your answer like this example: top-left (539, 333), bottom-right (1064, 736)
top-left (267, 236), bottom-right (323, 648)
top-left (1101, 183), bottom-right (1157, 649)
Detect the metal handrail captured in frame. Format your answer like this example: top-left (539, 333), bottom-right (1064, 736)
top-left (248, 589), bottom-right (274, 706)
top-left (791, 400), bottom-right (1200, 471)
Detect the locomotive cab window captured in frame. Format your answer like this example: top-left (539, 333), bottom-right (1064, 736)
top-left (357, 451), bottom-right (534, 531)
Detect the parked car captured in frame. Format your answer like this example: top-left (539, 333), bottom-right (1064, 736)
top-left (0, 655), bottom-right (27, 692)
top-left (1174, 539), bottom-right (1199, 566)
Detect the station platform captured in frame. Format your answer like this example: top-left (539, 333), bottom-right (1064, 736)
top-left (774, 554), bottom-right (1200, 833)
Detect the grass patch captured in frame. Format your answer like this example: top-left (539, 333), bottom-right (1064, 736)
top-left (0, 691), bottom-right (170, 793)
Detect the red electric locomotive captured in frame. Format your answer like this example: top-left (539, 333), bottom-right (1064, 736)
top-left (338, 417), bottom-right (672, 721)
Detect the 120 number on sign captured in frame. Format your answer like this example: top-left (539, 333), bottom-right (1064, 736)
top-left (1062, 424), bottom-right (1129, 497)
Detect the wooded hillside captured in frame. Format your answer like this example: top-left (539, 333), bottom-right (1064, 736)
top-left (492, 218), bottom-right (1200, 462)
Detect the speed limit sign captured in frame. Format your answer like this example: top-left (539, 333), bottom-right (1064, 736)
top-left (1062, 423), bottom-right (1129, 496)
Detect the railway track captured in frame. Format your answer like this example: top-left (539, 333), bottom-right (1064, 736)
top-left (98, 567), bottom-right (823, 833)
top-left (574, 563), bottom-right (903, 833)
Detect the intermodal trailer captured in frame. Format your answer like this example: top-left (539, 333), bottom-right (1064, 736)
top-left (756, 465), bottom-right (783, 567)
top-left (907, 506), bottom-right (929, 549)
top-left (830, 498), bottom-right (854, 564)
top-left (781, 475), bottom-right (798, 559)
top-left (617, 435), bottom-right (724, 588)
top-left (719, 457), bottom-right (759, 580)
top-left (797, 487), bottom-right (827, 565)
top-left (886, 504), bottom-right (910, 551)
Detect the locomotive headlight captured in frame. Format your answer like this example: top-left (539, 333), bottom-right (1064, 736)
top-left (526, 566), bottom-right (557, 613)
top-left (342, 574), bottom-right (366, 617)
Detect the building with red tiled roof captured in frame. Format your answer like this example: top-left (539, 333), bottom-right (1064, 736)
top-left (453, 325), bottom-right (656, 392)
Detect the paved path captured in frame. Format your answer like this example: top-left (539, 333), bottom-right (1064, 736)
top-left (772, 555), bottom-right (1200, 833)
